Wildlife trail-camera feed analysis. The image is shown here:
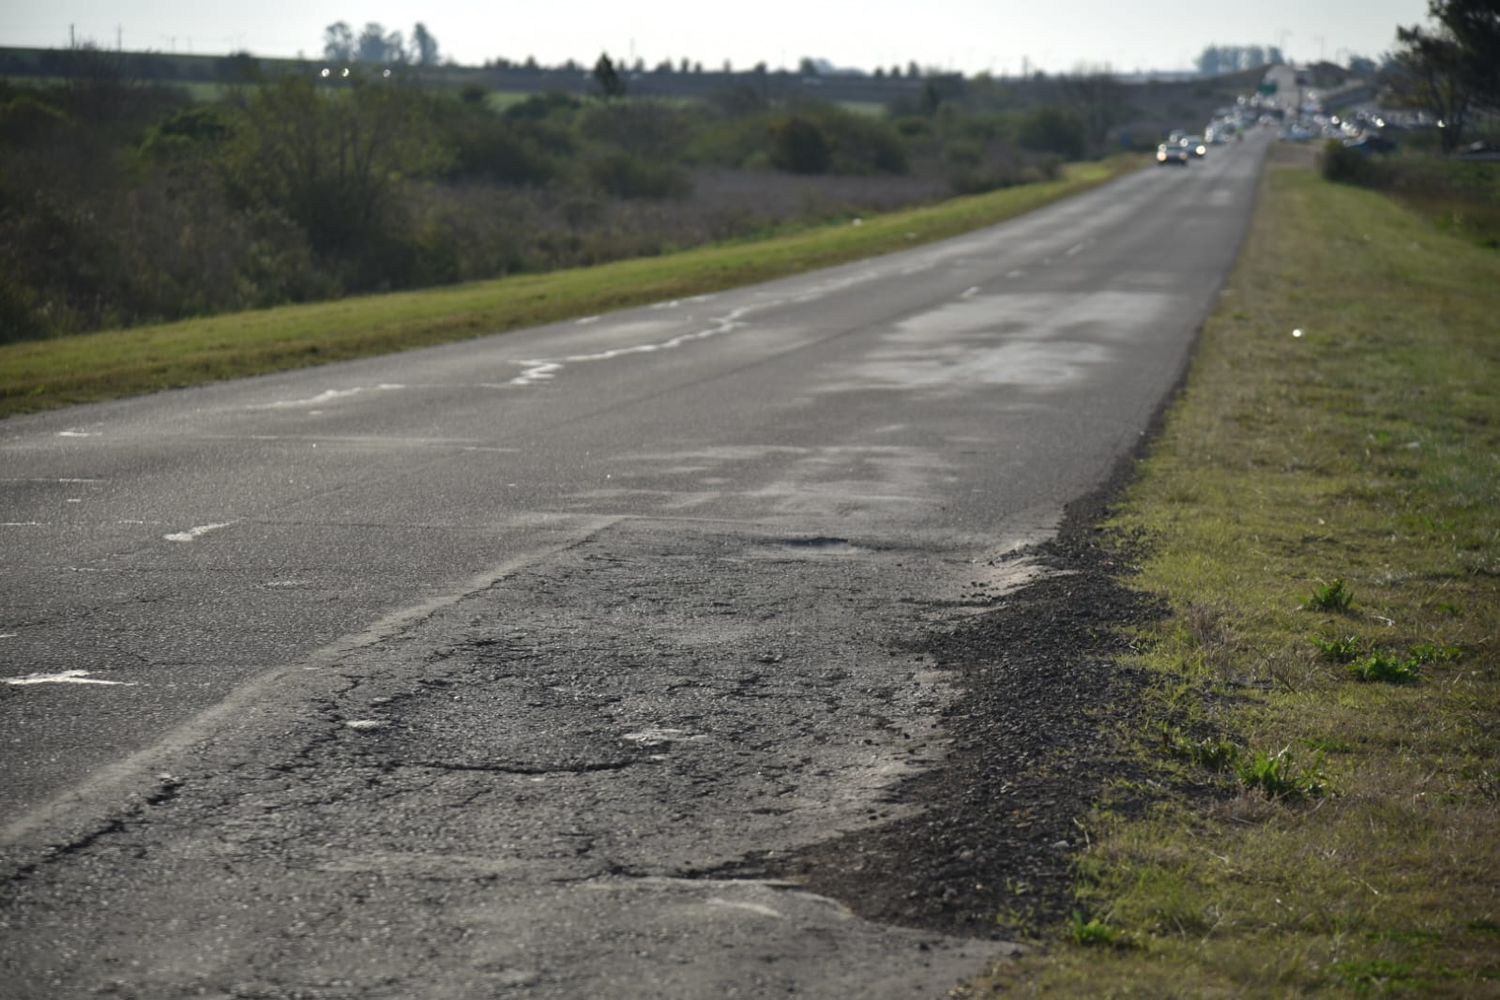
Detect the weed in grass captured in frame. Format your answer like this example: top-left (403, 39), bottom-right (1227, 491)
top-left (1235, 746), bottom-right (1328, 800)
top-left (1348, 652), bottom-right (1421, 685)
top-left (1068, 913), bottom-right (1129, 948)
top-left (1409, 641), bottom-right (1464, 665)
top-left (1313, 633), bottom-right (1364, 663)
top-left (1304, 577), bottom-right (1355, 612)
top-left (1302, 737), bottom-right (1354, 754)
top-left (1161, 726), bottom-right (1240, 772)
top-left (1331, 959), bottom-right (1417, 993)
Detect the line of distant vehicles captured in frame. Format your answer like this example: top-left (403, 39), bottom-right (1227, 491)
top-left (1155, 99), bottom-right (1266, 166)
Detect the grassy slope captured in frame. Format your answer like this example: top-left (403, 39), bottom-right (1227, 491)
top-left (974, 152), bottom-right (1500, 994)
top-left (0, 159), bottom-right (1133, 420)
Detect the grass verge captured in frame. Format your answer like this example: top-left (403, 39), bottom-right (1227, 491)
top-left (969, 149), bottom-right (1500, 994)
top-left (0, 158), bottom-right (1136, 420)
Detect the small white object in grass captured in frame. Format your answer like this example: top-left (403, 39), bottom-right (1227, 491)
top-left (1292, 328), bottom-right (1304, 338)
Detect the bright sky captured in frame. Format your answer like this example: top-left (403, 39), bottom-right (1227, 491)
top-left (1, 1), bottom-right (1431, 75)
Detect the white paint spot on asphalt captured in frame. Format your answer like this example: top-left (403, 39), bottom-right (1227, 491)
top-left (622, 727), bottom-right (706, 747)
top-left (511, 309), bottom-right (749, 386)
top-left (1006, 269), bottom-right (1025, 278)
top-left (1065, 241), bottom-right (1088, 257)
top-left (57, 430), bottom-right (96, 438)
top-left (164, 521), bottom-right (235, 543)
top-left (344, 719), bottom-right (390, 731)
top-left (4, 670), bottom-right (137, 687)
top-left (66, 498), bottom-right (82, 503)
top-left (2, 522), bottom-right (43, 527)
top-left (706, 897), bottom-right (784, 919)
top-left (0, 634), bottom-right (16, 640)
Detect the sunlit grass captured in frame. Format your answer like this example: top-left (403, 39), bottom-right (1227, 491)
top-left (971, 151), bottom-right (1500, 995)
top-left (0, 157), bottom-right (1138, 419)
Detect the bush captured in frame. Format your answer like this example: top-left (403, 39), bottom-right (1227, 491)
top-left (770, 115), bottom-right (831, 174)
top-left (582, 150), bottom-right (692, 200)
top-left (1018, 106), bottom-right (1087, 160)
top-left (1320, 140), bottom-right (1389, 187)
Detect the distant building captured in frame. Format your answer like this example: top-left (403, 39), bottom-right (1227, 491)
top-left (1261, 64), bottom-right (1301, 112)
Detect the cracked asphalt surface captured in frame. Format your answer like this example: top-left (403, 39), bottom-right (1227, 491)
top-left (1, 136), bottom-right (1268, 997)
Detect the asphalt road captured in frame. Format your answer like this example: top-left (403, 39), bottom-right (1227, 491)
top-left (1, 135), bottom-right (1269, 997)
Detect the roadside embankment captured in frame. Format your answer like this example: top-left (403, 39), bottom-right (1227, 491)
top-left (974, 145), bottom-right (1500, 994)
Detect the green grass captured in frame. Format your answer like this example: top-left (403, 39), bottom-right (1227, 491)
top-left (0, 157), bottom-right (1138, 420)
top-left (971, 149), bottom-right (1500, 995)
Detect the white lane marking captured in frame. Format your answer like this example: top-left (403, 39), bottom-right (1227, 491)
top-left (1065, 241), bottom-right (1088, 257)
top-left (0, 634), bottom-right (16, 640)
top-left (511, 308), bottom-right (750, 386)
top-left (2, 522), bottom-right (44, 527)
top-left (1006, 269), bottom-right (1025, 278)
top-left (251, 384), bottom-right (405, 411)
top-left (960, 286), bottom-right (981, 299)
top-left (56, 430), bottom-right (96, 438)
top-left (706, 898), bottom-right (784, 919)
top-left (164, 521), bottom-right (235, 543)
top-left (622, 727), bottom-right (706, 747)
top-left (575, 315), bottom-right (601, 325)
top-left (4, 670), bottom-right (138, 687)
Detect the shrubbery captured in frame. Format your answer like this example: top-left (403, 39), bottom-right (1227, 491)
top-left (0, 68), bottom-right (1107, 344)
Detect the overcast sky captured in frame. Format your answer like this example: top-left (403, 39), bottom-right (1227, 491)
top-left (2, 1), bottom-right (1431, 75)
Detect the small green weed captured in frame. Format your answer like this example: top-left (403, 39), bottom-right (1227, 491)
top-left (1409, 642), bottom-right (1464, 665)
top-left (1235, 746), bottom-right (1328, 800)
top-left (1348, 653), bottom-right (1421, 685)
top-left (1068, 913), bottom-right (1128, 948)
top-left (1161, 726), bottom-right (1240, 771)
top-left (1313, 633), bottom-right (1364, 663)
top-left (1304, 578), bottom-right (1355, 612)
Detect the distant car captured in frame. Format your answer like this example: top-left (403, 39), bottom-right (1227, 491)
top-left (1157, 143), bottom-right (1190, 166)
top-left (1180, 136), bottom-right (1209, 157)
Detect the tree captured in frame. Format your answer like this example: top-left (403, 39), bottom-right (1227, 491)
top-left (592, 52), bottom-right (626, 99)
top-left (1060, 69), bottom-right (1126, 148)
top-left (1391, 23), bottom-right (1474, 150)
top-left (1390, 1), bottom-right (1497, 151)
top-left (411, 23), bottom-right (439, 67)
top-left (770, 116), bottom-right (830, 174)
top-left (222, 76), bottom-right (449, 255)
top-left (1017, 106), bottom-right (1086, 159)
top-left (323, 22), bottom-right (354, 62)
top-left (356, 22), bottom-right (405, 64)
top-left (1426, 0), bottom-right (1500, 110)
